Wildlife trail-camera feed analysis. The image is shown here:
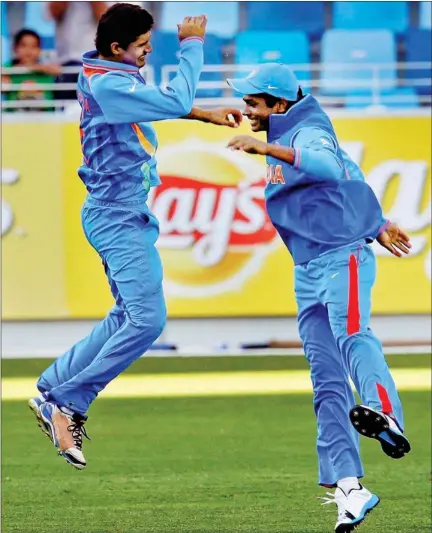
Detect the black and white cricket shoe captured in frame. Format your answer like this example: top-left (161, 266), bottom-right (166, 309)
top-left (321, 485), bottom-right (380, 533)
top-left (349, 405), bottom-right (411, 459)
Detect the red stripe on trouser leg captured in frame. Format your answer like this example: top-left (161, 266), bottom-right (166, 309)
top-left (376, 383), bottom-right (393, 414)
top-left (347, 254), bottom-right (360, 335)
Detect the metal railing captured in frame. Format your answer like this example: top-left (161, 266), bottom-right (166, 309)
top-left (1, 62), bottom-right (431, 111)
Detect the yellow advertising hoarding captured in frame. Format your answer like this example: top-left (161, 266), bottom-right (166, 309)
top-left (1, 123), bottom-right (68, 319)
top-left (2, 116), bottom-right (431, 319)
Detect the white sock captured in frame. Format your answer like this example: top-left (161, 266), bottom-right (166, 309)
top-left (337, 477), bottom-right (360, 495)
top-left (59, 405), bottom-right (75, 418)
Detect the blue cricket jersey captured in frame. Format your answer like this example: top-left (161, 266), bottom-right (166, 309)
top-left (76, 37), bottom-right (204, 202)
top-left (265, 95), bottom-right (388, 265)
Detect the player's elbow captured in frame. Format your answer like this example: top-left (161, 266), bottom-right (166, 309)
top-left (169, 89), bottom-right (194, 117)
top-left (174, 97), bottom-right (193, 117)
top-left (300, 150), bottom-right (343, 181)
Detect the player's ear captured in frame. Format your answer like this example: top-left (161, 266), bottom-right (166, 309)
top-left (275, 99), bottom-right (289, 113)
top-left (110, 42), bottom-right (122, 56)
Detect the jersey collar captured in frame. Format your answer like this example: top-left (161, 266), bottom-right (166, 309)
top-left (82, 50), bottom-right (139, 73)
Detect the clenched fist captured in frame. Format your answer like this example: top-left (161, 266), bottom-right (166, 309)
top-left (177, 15), bottom-right (207, 42)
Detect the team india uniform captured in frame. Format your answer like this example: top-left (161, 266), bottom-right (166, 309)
top-left (31, 36), bottom-right (204, 468)
top-left (228, 63), bottom-right (410, 532)
top-left (265, 94), bottom-right (405, 486)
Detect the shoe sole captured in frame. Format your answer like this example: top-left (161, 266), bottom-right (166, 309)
top-left (28, 399), bottom-right (52, 441)
top-left (349, 405), bottom-right (411, 459)
top-left (335, 495), bottom-right (380, 533)
top-left (39, 405), bottom-right (87, 471)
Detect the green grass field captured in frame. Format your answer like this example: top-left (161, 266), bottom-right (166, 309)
top-left (2, 355), bottom-right (431, 533)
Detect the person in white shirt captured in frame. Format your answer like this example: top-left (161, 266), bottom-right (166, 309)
top-left (49, 1), bottom-right (109, 99)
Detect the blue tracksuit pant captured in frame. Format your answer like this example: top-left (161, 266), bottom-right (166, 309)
top-left (37, 198), bottom-right (167, 416)
top-left (294, 240), bottom-right (404, 487)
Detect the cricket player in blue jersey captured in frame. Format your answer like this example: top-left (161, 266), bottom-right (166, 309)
top-left (28, 3), bottom-right (242, 470)
top-left (227, 63), bottom-right (412, 533)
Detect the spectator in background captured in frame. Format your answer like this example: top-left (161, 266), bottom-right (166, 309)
top-left (49, 1), bottom-right (109, 100)
top-left (2, 29), bottom-right (61, 111)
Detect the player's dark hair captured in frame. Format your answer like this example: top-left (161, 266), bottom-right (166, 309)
top-left (255, 87), bottom-right (305, 108)
top-left (95, 3), bottom-right (154, 56)
top-left (14, 29), bottom-right (41, 48)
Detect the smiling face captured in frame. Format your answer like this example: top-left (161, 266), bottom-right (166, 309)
top-left (110, 31), bottom-right (152, 68)
top-left (125, 31), bottom-right (153, 68)
top-left (242, 95), bottom-right (288, 132)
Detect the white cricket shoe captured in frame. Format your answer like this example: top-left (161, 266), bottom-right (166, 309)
top-left (39, 402), bottom-right (90, 470)
top-left (321, 485), bottom-right (380, 533)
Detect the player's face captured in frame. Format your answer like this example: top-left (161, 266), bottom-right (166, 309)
top-left (124, 31), bottom-right (153, 68)
top-left (242, 96), bottom-right (274, 132)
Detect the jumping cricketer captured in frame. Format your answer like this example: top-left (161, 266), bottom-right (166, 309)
top-left (28, 3), bottom-right (242, 470)
top-left (227, 63), bottom-right (412, 533)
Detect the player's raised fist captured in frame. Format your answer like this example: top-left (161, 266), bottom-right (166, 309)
top-left (177, 15), bottom-right (207, 42)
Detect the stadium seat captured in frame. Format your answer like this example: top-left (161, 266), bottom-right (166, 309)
top-left (332, 2), bottom-right (409, 33)
top-left (24, 1), bottom-right (56, 49)
top-left (147, 31), bottom-right (224, 97)
top-left (159, 2), bottom-right (239, 39)
top-left (245, 1), bottom-right (325, 36)
top-left (234, 31), bottom-right (310, 88)
top-left (2, 35), bottom-right (11, 65)
top-left (419, 2), bottom-right (432, 29)
top-left (345, 87), bottom-right (420, 108)
top-left (320, 30), bottom-right (397, 96)
top-left (1, 1), bottom-right (8, 36)
top-left (405, 29), bottom-right (432, 95)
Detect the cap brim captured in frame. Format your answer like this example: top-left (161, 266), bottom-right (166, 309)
top-left (226, 78), bottom-right (262, 96)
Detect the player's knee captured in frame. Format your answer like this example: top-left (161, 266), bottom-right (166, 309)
top-left (313, 382), bottom-right (349, 413)
top-left (149, 309), bottom-right (167, 341)
top-left (37, 374), bottom-right (51, 394)
top-left (336, 329), bottom-right (380, 353)
top-left (129, 306), bottom-right (167, 342)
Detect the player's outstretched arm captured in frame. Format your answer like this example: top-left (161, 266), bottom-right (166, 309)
top-left (228, 135), bottom-right (298, 161)
top-left (227, 135), bottom-right (272, 155)
top-left (228, 128), bottom-right (344, 182)
top-left (183, 107), bottom-right (243, 128)
top-left (91, 16), bottom-right (207, 124)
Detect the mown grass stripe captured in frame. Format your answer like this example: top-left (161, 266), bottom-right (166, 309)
top-left (2, 368), bottom-right (430, 401)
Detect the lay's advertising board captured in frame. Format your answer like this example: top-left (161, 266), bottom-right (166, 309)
top-left (2, 115), bottom-right (431, 319)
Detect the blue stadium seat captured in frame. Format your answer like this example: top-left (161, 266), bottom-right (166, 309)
top-left (147, 31), bottom-right (224, 97)
top-left (345, 87), bottom-right (419, 108)
top-left (245, 2), bottom-right (325, 36)
top-left (320, 30), bottom-right (397, 96)
top-left (234, 31), bottom-right (310, 88)
top-left (24, 1), bottom-right (56, 49)
top-left (405, 29), bottom-right (432, 95)
top-left (159, 2), bottom-right (239, 39)
top-left (419, 2), bottom-right (432, 29)
top-left (333, 2), bottom-right (409, 33)
top-left (1, 1), bottom-right (8, 36)
top-left (2, 35), bottom-right (11, 65)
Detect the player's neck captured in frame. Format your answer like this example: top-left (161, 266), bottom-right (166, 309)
top-left (98, 54), bottom-right (122, 64)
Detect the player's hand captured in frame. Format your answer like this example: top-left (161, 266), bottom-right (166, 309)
top-left (30, 63), bottom-right (62, 76)
top-left (208, 107), bottom-right (243, 128)
top-left (177, 15), bottom-right (207, 42)
top-left (227, 135), bottom-right (268, 155)
top-left (377, 222), bottom-right (412, 257)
